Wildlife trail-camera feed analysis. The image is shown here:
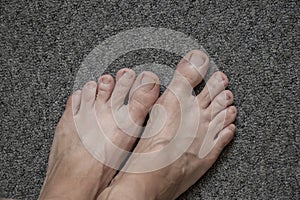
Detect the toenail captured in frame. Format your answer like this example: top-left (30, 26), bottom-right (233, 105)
top-left (189, 53), bottom-right (205, 67)
top-left (229, 107), bottom-right (236, 113)
top-left (124, 70), bottom-right (133, 79)
top-left (74, 90), bottom-right (81, 95)
top-left (141, 74), bottom-right (156, 85)
top-left (87, 82), bottom-right (96, 89)
top-left (101, 77), bottom-right (111, 84)
top-left (215, 74), bottom-right (224, 82)
top-left (225, 93), bottom-right (231, 100)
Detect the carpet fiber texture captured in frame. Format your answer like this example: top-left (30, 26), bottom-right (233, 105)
top-left (1, 0), bottom-right (299, 199)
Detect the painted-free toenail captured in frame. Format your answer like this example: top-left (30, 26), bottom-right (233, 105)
top-left (101, 77), bottom-right (111, 84)
top-left (74, 90), bottom-right (81, 95)
top-left (141, 74), bottom-right (156, 85)
top-left (215, 73), bottom-right (224, 82)
top-left (225, 93), bottom-right (231, 100)
top-left (87, 82), bottom-right (96, 89)
top-left (189, 53), bottom-right (205, 67)
top-left (124, 70), bottom-right (133, 79)
top-left (229, 107), bottom-right (235, 113)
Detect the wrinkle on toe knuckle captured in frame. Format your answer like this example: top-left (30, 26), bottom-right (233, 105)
top-left (199, 92), bottom-right (210, 107)
top-left (83, 95), bottom-right (94, 102)
top-left (130, 97), bottom-right (149, 111)
top-left (203, 105), bottom-right (212, 116)
top-left (198, 101), bottom-right (206, 109)
top-left (216, 97), bottom-right (226, 108)
top-left (225, 113), bottom-right (232, 122)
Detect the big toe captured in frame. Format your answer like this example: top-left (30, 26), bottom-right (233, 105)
top-left (168, 49), bottom-right (209, 95)
top-left (128, 71), bottom-right (160, 123)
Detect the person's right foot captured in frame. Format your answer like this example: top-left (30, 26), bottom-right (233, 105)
top-left (39, 69), bottom-right (160, 200)
top-left (97, 50), bottom-right (237, 200)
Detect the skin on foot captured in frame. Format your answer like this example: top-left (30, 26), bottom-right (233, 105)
top-left (98, 50), bottom-right (237, 200)
top-left (39, 69), bottom-right (160, 200)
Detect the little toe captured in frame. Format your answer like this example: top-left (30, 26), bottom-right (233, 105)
top-left (97, 74), bottom-right (115, 103)
top-left (207, 124), bottom-right (236, 161)
top-left (207, 90), bottom-right (234, 119)
top-left (110, 68), bottom-right (135, 109)
top-left (128, 71), bottom-right (160, 122)
top-left (168, 50), bottom-right (209, 95)
top-left (80, 81), bottom-right (97, 110)
top-left (197, 71), bottom-right (229, 108)
top-left (208, 106), bottom-right (237, 138)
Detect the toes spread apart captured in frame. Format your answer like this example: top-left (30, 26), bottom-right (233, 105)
top-left (168, 50), bottom-right (210, 95)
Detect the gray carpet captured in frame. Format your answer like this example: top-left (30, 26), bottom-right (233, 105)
top-left (1, 0), bottom-right (299, 199)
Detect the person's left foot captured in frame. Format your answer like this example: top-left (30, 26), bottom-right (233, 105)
top-left (39, 69), bottom-right (160, 200)
top-left (97, 50), bottom-right (237, 200)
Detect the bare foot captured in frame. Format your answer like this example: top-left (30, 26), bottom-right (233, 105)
top-left (39, 69), bottom-right (160, 200)
top-left (97, 50), bottom-right (237, 200)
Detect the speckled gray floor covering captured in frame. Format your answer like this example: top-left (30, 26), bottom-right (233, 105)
top-left (1, 0), bottom-right (299, 199)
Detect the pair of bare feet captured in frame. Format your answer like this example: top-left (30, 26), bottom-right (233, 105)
top-left (39, 50), bottom-right (237, 200)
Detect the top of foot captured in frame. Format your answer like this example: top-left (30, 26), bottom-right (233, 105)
top-left (98, 50), bottom-right (237, 200)
top-left (39, 69), bottom-right (160, 200)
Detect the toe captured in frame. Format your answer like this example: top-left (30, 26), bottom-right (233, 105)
top-left (207, 90), bottom-right (234, 119)
top-left (116, 68), bottom-right (130, 81)
top-left (208, 106), bottom-right (237, 138)
top-left (64, 90), bottom-right (81, 117)
top-left (110, 68), bottom-right (135, 109)
top-left (97, 74), bottom-right (115, 103)
top-left (168, 50), bottom-right (209, 95)
top-left (72, 90), bottom-right (82, 114)
top-left (80, 81), bottom-right (97, 110)
top-left (207, 124), bottom-right (236, 161)
top-left (128, 71), bottom-right (160, 122)
top-left (197, 71), bottom-right (229, 108)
